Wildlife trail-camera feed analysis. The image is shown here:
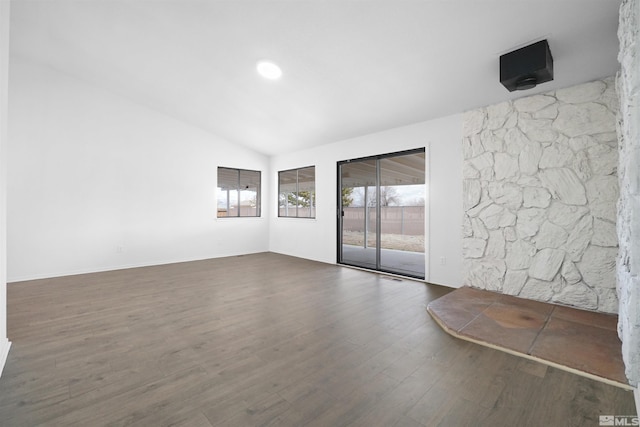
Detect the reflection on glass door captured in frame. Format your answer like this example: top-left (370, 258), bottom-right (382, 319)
top-left (378, 154), bottom-right (425, 277)
top-left (338, 149), bottom-right (425, 279)
top-left (339, 159), bottom-right (377, 270)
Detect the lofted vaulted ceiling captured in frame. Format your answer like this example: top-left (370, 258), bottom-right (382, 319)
top-left (9, 0), bottom-right (621, 156)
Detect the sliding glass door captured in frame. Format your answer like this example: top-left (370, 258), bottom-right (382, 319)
top-left (338, 149), bottom-right (426, 279)
top-left (339, 159), bottom-right (378, 270)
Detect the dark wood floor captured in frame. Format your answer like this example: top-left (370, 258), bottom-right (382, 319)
top-left (0, 252), bottom-right (635, 426)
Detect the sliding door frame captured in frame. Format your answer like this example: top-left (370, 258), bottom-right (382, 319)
top-left (337, 147), bottom-right (427, 280)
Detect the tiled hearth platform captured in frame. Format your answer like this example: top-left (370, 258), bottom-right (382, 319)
top-left (427, 286), bottom-right (631, 389)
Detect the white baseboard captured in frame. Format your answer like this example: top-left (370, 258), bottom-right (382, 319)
top-left (0, 338), bottom-right (11, 377)
top-left (7, 250), bottom-right (269, 283)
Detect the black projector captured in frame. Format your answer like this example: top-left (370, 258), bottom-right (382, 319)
top-left (500, 39), bottom-right (553, 91)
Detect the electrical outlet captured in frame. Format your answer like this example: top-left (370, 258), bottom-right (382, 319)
top-left (440, 257), bottom-right (446, 265)
top-left (116, 245), bottom-right (124, 253)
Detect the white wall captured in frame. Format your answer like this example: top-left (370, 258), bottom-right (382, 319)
top-left (7, 58), bottom-right (270, 282)
top-left (269, 114), bottom-right (464, 287)
top-left (8, 55), bottom-right (464, 288)
top-left (0, 0), bottom-right (12, 376)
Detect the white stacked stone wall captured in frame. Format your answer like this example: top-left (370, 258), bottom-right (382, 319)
top-left (462, 77), bottom-right (619, 313)
top-left (617, 0), bottom-right (640, 388)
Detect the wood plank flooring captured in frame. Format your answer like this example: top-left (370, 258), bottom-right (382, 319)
top-left (0, 252), bottom-right (635, 426)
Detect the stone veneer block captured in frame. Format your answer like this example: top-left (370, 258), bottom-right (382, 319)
top-left (465, 259), bottom-right (506, 291)
top-left (463, 135), bottom-right (485, 159)
top-left (516, 208), bottom-right (545, 238)
top-left (478, 204), bottom-right (512, 230)
top-left (486, 101), bottom-right (512, 130)
top-left (555, 80), bottom-right (606, 104)
top-left (505, 239), bottom-right (536, 270)
top-left (563, 215), bottom-right (594, 262)
top-left (529, 248), bottom-right (565, 281)
top-left (586, 175), bottom-right (619, 205)
top-left (503, 270), bottom-right (528, 295)
top-left (578, 246), bottom-right (618, 289)
top-left (513, 94), bottom-right (556, 113)
top-left (587, 144), bottom-right (617, 176)
top-left (539, 168), bottom-right (587, 205)
top-left (463, 238), bottom-right (486, 259)
top-left (534, 221), bottom-right (568, 250)
top-left (547, 202), bottom-right (589, 230)
top-left (463, 179), bottom-right (481, 211)
top-left (494, 153), bottom-right (519, 180)
top-left (560, 261), bottom-right (582, 285)
top-left (539, 144), bottom-right (574, 169)
top-left (488, 182), bottom-right (522, 210)
top-left (522, 187), bottom-right (551, 208)
top-left (518, 140), bottom-right (543, 175)
top-left (469, 152), bottom-right (494, 171)
top-left (592, 218), bottom-right (618, 247)
top-left (504, 128), bottom-right (529, 155)
top-left (553, 103), bottom-right (616, 137)
top-left (464, 109), bottom-right (486, 137)
top-left (486, 230), bottom-right (506, 259)
top-left (552, 283), bottom-right (597, 310)
top-left (519, 278), bottom-right (555, 301)
top-left (470, 217), bottom-right (489, 239)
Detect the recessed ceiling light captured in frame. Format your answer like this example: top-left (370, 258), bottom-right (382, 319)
top-left (256, 61), bottom-right (282, 80)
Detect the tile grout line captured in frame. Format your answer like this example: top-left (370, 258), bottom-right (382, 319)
top-left (456, 300), bottom-right (497, 334)
top-left (526, 305), bottom-right (556, 356)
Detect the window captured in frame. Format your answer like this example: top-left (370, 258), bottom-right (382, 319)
top-left (217, 167), bottom-right (261, 217)
top-left (278, 166), bottom-right (316, 218)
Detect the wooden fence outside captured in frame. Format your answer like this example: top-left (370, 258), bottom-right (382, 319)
top-left (343, 206), bottom-right (424, 235)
